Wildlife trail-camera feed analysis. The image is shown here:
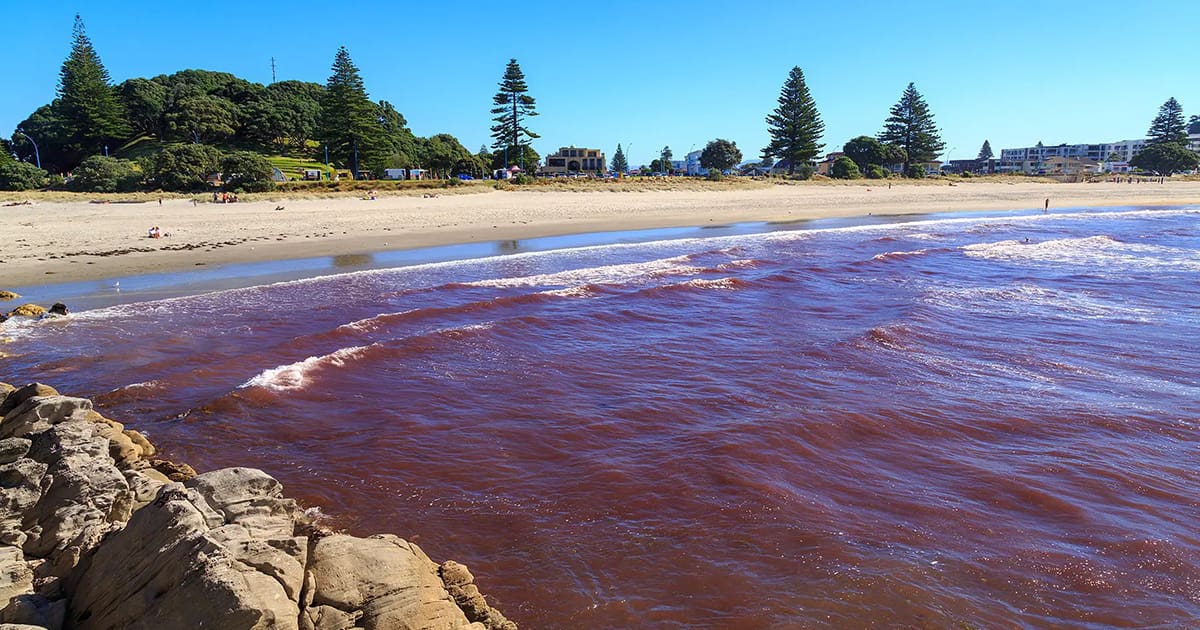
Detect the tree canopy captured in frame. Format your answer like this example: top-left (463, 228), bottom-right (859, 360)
top-left (316, 47), bottom-right (387, 177)
top-left (878, 83), bottom-right (944, 168)
top-left (1130, 142), bottom-right (1199, 175)
top-left (67, 155), bottom-right (140, 192)
top-left (700, 139), bottom-right (742, 172)
top-left (843, 136), bottom-right (887, 171)
top-left (762, 66), bottom-right (824, 174)
top-left (490, 59), bottom-right (538, 169)
top-left (611, 143), bottom-right (628, 173)
top-left (57, 14), bottom-right (130, 160)
top-left (1147, 97), bottom-right (1188, 145)
top-left (830, 155), bottom-right (861, 179)
top-left (977, 140), bottom-right (993, 160)
top-left (1189, 115), bottom-right (1200, 135)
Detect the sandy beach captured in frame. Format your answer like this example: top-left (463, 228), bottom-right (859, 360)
top-left (3, 180), bottom-right (1199, 288)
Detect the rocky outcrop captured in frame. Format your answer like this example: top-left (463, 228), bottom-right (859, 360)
top-left (5, 306), bottom-right (45, 319)
top-left (0, 383), bottom-right (516, 630)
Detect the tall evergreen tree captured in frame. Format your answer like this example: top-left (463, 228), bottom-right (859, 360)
top-left (660, 146), bottom-right (673, 172)
top-left (489, 59), bottom-right (539, 169)
top-left (1147, 97), bottom-right (1188, 145)
top-left (1189, 115), bottom-right (1200, 135)
top-left (878, 83), bottom-right (944, 170)
top-left (762, 66), bottom-right (824, 175)
top-left (977, 140), bottom-right (993, 160)
top-left (316, 47), bottom-right (386, 178)
top-left (57, 14), bottom-right (129, 160)
top-left (611, 143), bottom-right (628, 173)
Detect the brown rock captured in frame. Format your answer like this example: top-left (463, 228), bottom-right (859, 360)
top-left (6, 306), bottom-right (44, 319)
top-left (67, 484), bottom-right (299, 630)
top-left (308, 534), bottom-right (482, 630)
top-left (148, 459), bottom-right (195, 482)
top-left (0, 292), bottom-right (19, 301)
top-left (0, 397), bottom-right (93, 441)
top-left (21, 420), bottom-right (133, 574)
top-left (440, 562), bottom-right (517, 630)
top-left (0, 386), bottom-right (60, 419)
top-left (0, 440), bottom-right (30, 467)
top-left (122, 430), bottom-right (155, 458)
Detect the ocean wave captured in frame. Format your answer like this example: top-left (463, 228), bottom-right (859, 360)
top-left (921, 284), bottom-right (1155, 321)
top-left (39, 206), bottom-right (1194, 320)
top-left (463, 257), bottom-right (707, 289)
top-left (871, 248), bottom-right (933, 262)
top-left (241, 345), bottom-right (371, 392)
top-left (961, 235), bottom-right (1200, 271)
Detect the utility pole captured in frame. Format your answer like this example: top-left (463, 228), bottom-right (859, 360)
top-left (270, 57), bottom-right (277, 84)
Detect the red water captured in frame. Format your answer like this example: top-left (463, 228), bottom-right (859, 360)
top-left (5, 208), bottom-right (1200, 627)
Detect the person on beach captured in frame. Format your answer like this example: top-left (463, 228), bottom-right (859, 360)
top-left (148, 226), bottom-right (161, 239)
top-left (1044, 198), bottom-right (1049, 212)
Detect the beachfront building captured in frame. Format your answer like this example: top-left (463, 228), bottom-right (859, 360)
top-left (944, 158), bottom-right (1000, 175)
top-left (999, 138), bottom-right (1147, 174)
top-left (685, 150), bottom-right (706, 176)
top-left (541, 146), bottom-right (606, 175)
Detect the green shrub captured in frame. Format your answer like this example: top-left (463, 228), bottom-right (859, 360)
top-left (795, 164), bottom-right (814, 180)
top-left (960, 171), bottom-right (973, 178)
top-left (220, 151), bottom-right (275, 192)
top-left (513, 173), bottom-right (534, 185)
top-left (0, 161), bottom-right (49, 191)
top-left (865, 164), bottom-right (887, 179)
top-left (831, 156), bottom-right (862, 179)
top-left (705, 169), bottom-right (724, 181)
top-left (68, 156), bottom-right (142, 192)
top-left (905, 164), bottom-right (927, 179)
top-left (150, 144), bottom-right (222, 191)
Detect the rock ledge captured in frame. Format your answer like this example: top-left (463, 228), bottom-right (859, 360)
top-left (0, 382), bottom-right (516, 630)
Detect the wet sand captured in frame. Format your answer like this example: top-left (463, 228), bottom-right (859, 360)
top-left (4, 181), bottom-right (1199, 288)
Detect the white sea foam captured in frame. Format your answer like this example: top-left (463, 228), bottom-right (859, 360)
top-left (962, 235), bottom-right (1200, 271)
top-left (680, 277), bottom-right (742, 290)
top-left (922, 284), bottom-right (1155, 321)
top-left (241, 345), bottom-right (370, 391)
top-left (539, 286), bottom-right (597, 298)
top-left (872, 248), bottom-right (931, 261)
top-left (50, 205), bottom-right (1200, 321)
top-left (463, 257), bottom-right (706, 289)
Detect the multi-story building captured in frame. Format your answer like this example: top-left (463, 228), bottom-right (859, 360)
top-left (999, 138), bottom-right (1147, 173)
top-left (685, 150), bottom-right (705, 176)
top-left (541, 146), bottom-right (606, 175)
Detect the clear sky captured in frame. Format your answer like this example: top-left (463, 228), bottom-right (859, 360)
top-left (6, 1), bottom-right (1198, 166)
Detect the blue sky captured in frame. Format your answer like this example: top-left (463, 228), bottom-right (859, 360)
top-left (6, 1), bottom-right (1198, 166)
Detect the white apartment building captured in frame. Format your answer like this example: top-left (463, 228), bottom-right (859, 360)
top-left (685, 150), bottom-right (707, 176)
top-left (999, 138), bottom-right (1145, 173)
top-left (1001, 133), bottom-right (1200, 174)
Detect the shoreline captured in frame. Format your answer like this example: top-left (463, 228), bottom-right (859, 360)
top-left (4, 181), bottom-right (1199, 291)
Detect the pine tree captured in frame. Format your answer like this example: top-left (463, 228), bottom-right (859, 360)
top-left (762, 66), bottom-right (824, 175)
top-left (489, 59), bottom-right (539, 170)
top-left (611, 144), bottom-right (628, 173)
top-left (878, 83), bottom-right (944, 169)
top-left (977, 140), bottom-right (993, 160)
top-left (57, 14), bottom-right (129, 159)
top-left (1147, 97), bottom-right (1187, 145)
top-left (317, 47), bottom-right (386, 178)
